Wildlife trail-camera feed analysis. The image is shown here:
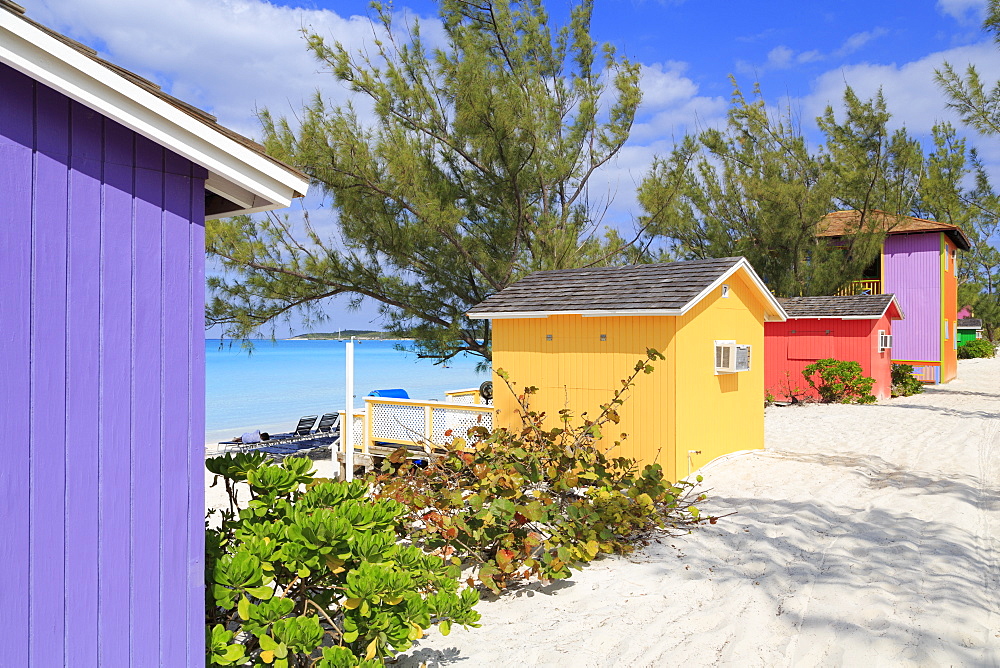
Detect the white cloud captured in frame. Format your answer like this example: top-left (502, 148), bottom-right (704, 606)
top-left (737, 28), bottom-right (889, 75)
top-left (22, 0), bottom-right (414, 138)
top-left (937, 0), bottom-right (988, 23)
top-left (800, 41), bottom-right (1000, 133)
top-left (766, 45), bottom-right (795, 70)
top-left (589, 63), bottom-right (727, 223)
top-left (638, 61), bottom-right (699, 109)
top-left (835, 28), bottom-right (889, 57)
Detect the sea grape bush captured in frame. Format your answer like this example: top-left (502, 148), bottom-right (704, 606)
top-left (205, 452), bottom-right (479, 667)
top-left (958, 338), bottom-right (996, 359)
top-left (890, 363), bottom-right (924, 397)
top-left (802, 358), bottom-right (876, 404)
top-left (371, 349), bottom-right (716, 594)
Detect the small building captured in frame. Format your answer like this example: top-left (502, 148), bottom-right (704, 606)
top-left (467, 257), bottom-right (787, 481)
top-left (818, 210), bottom-right (971, 383)
top-left (764, 294), bottom-right (904, 402)
top-left (958, 318), bottom-right (984, 345)
top-left (0, 3), bottom-right (308, 665)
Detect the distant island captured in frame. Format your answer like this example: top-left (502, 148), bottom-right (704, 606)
top-left (287, 330), bottom-right (413, 341)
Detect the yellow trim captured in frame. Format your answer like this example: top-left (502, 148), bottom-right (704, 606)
top-left (940, 234), bottom-right (946, 372)
top-left (880, 239), bottom-right (885, 288)
top-left (444, 388), bottom-right (481, 404)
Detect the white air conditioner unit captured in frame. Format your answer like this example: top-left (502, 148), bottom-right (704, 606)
top-left (878, 330), bottom-right (892, 352)
top-left (715, 341), bottom-right (751, 373)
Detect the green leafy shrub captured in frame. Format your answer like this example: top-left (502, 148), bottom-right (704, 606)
top-left (802, 358), bottom-right (876, 404)
top-left (958, 338), bottom-right (996, 359)
top-left (371, 350), bottom-right (716, 594)
top-left (205, 452), bottom-right (479, 667)
top-left (890, 363), bottom-right (924, 397)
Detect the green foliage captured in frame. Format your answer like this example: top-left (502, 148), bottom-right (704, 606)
top-left (370, 350), bottom-right (715, 593)
top-left (935, 8), bottom-right (1000, 340)
top-left (206, 0), bottom-right (642, 364)
top-left (890, 364), bottom-right (924, 398)
top-left (802, 358), bottom-right (877, 404)
top-left (205, 453), bottom-right (479, 666)
top-left (637, 83), bottom-right (916, 297)
top-left (935, 0), bottom-right (1000, 137)
top-left (639, 82), bottom-right (1000, 305)
top-left (958, 338), bottom-right (996, 359)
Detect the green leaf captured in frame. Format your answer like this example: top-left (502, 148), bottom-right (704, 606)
top-left (247, 585), bottom-right (274, 600)
top-left (439, 620), bottom-right (451, 636)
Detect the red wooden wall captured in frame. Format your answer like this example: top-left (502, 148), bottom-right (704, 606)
top-left (764, 315), bottom-right (895, 401)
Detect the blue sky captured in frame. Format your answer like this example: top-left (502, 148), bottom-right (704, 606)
top-left (20, 0), bottom-right (1000, 334)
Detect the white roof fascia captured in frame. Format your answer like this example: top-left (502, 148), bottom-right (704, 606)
top-left (0, 12), bottom-right (309, 215)
top-left (680, 258), bottom-right (788, 322)
top-left (469, 309), bottom-right (684, 320)
top-left (579, 309), bottom-right (684, 317)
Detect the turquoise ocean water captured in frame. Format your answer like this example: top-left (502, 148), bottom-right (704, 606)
top-left (205, 339), bottom-right (487, 444)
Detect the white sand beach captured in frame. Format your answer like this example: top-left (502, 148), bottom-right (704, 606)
top-left (206, 357), bottom-right (1000, 666)
top-left (396, 356), bottom-right (1000, 667)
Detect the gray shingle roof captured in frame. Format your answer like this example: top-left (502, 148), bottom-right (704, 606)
top-left (778, 294), bottom-right (900, 319)
top-left (467, 257), bottom-right (748, 317)
top-left (958, 318), bottom-right (983, 329)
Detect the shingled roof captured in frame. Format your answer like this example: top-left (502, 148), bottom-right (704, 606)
top-left (817, 210), bottom-right (972, 251)
top-left (958, 318), bottom-right (983, 329)
top-left (467, 257), bottom-right (787, 320)
top-left (0, 0), bottom-right (308, 217)
top-left (778, 294), bottom-right (904, 320)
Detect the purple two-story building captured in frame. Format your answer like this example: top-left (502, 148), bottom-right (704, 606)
top-left (819, 210), bottom-right (971, 384)
top-left (0, 3), bottom-right (308, 664)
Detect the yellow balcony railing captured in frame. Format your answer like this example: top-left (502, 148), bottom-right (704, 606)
top-left (443, 388), bottom-right (483, 404)
top-left (837, 279), bottom-right (882, 296)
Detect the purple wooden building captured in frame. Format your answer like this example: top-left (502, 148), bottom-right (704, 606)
top-left (0, 3), bottom-right (308, 664)
top-left (819, 210), bottom-right (971, 383)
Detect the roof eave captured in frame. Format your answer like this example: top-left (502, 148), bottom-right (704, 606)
top-left (468, 308), bottom-right (686, 320)
top-left (0, 10), bottom-right (309, 218)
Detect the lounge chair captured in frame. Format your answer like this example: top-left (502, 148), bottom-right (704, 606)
top-left (217, 415), bottom-right (319, 452)
top-left (274, 415), bottom-right (319, 442)
top-left (314, 412), bottom-right (340, 436)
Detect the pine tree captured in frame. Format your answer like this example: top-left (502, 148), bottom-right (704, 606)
top-left (637, 83), bottom-right (901, 297)
top-left (207, 0), bottom-right (641, 363)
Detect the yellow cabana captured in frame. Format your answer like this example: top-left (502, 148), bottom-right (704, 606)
top-left (468, 257), bottom-right (787, 480)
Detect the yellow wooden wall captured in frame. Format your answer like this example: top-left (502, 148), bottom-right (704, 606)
top-left (670, 269), bottom-right (766, 477)
top-left (490, 267), bottom-right (768, 482)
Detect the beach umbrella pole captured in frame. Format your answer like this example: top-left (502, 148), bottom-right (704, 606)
top-left (345, 337), bottom-right (355, 481)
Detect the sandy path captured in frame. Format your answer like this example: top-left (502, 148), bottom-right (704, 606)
top-left (395, 357), bottom-right (1000, 667)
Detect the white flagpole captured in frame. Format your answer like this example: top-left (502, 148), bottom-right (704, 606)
top-left (345, 336), bottom-right (355, 481)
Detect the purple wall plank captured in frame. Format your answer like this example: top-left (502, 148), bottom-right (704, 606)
top-left (65, 103), bottom-right (104, 668)
top-left (162, 169), bottom-right (193, 667)
top-left (131, 137), bottom-right (165, 660)
top-left (0, 64), bottom-right (35, 668)
top-left (98, 119), bottom-right (134, 665)
top-left (884, 233), bottom-right (942, 362)
top-left (30, 83), bottom-right (70, 668)
top-left (188, 175), bottom-right (207, 665)
top-left (2, 62), bottom-right (209, 667)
